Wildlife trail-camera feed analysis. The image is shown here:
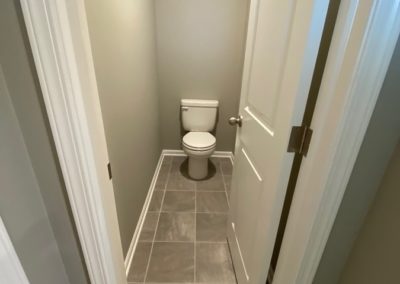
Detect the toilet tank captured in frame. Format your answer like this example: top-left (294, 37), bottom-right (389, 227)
top-left (181, 99), bottom-right (219, 132)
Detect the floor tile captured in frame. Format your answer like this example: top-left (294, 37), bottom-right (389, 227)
top-left (172, 155), bottom-right (187, 163)
top-left (148, 191), bottom-right (164, 212)
top-left (196, 213), bottom-right (228, 242)
top-left (210, 157), bottom-right (221, 166)
top-left (166, 168), bottom-right (196, 191)
top-left (170, 156), bottom-right (188, 172)
top-left (197, 192), bottom-right (229, 213)
top-left (223, 175), bottom-right (232, 192)
top-left (197, 172), bottom-right (225, 191)
top-left (220, 158), bottom-right (233, 175)
top-left (155, 212), bottom-right (195, 241)
top-left (127, 242), bottom-right (152, 282)
top-left (162, 191), bottom-right (195, 212)
top-left (139, 213), bottom-right (159, 241)
top-left (146, 242), bottom-right (194, 283)
top-left (155, 163), bottom-right (171, 191)
top-left (196, 243), bottom-right (236, 283)
top-left (154, 178), bottom-right (167, 191)
top-left (162, 155), bottom-right (174, 164)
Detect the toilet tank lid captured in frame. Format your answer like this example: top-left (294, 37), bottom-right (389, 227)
top-left (181, 99), bottom-right (219, 108)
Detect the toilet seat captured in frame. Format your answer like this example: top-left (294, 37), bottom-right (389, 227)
top-left (182, 132), bottom-right (216, 151)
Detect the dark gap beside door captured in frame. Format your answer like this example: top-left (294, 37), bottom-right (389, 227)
top-left (268, 0), bottom-right (342, 282)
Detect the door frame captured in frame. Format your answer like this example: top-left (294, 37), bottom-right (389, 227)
top-left (273, 1), bottom-right (400, 282)
top-left (0, 217), bottom-right (30, 284)
top-left (18, 0), bottom-right (400, 284)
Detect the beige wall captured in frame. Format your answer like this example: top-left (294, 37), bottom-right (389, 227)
top-left (339, 142), bottom-right (400, 283)
top-left (0, 67), bottom-right (69, 284)
top-left (84, 0), bottom-right (162, 255)
top-left (0, 1), bottom-right (89, 283)
top-left (313, 36), bottom-right (400, 284)
top-left (155, 0), bottom-right (249, 151)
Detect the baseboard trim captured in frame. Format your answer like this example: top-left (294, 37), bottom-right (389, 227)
top-left (124, 152), bottom-right (164, 274)
top-left (162, 149), bottom-right (234, 164)
top-left (124, 149), bottom-right (234, 274)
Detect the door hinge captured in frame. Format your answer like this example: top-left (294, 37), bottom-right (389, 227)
top-left (107, 162), bottom-right (112, 180)
top-left (287, 124), bottom-right (313, 156)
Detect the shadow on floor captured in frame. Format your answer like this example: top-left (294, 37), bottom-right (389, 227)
top-left (178, 158), bottom-right (217, 181)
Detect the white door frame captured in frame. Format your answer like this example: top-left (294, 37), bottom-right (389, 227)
top-left (18, 0), bottom-right (400, 284)
top-left (19, 0), bottom-right (126, 284)
top-left (274, 1), bottom-right (400, 283)
top-left (0, 217), bottom-right (30, 284)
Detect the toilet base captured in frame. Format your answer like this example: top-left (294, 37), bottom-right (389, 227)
top-left (188, 156), bottom-right (208, 180)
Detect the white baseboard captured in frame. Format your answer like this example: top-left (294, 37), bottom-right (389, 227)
top-left (124, 152), bottom-right (164, 274)
top-left (124, 149), bottom-right (235, 274)
top-left (162, 149), bottom-right (234, 164)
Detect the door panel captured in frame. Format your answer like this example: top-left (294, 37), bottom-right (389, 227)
top-left (231, 148), bottom-right (263, 279)
top-left (227, 0), bottom-right (329, 283)
top-left (246, 1), bottom-right (296, 126)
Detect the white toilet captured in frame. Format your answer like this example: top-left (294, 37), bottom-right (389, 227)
top-left (181, 99), bottom-right (218, 180)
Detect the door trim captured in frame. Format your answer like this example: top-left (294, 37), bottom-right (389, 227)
top-left (19, 0), bottom-right (126, 284)
top-left (0, 217), bottom-right (30, 284)
top-left (19, 0), bottom-right (400, 284)
top-left (273, 1), bottom-right (400, 283)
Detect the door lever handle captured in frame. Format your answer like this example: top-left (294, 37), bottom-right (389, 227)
top-left (228, 115), bottom-right (243, 127)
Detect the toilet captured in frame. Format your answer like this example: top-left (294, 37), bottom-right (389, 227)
top-left (181, 99), bottom-right (218, 180)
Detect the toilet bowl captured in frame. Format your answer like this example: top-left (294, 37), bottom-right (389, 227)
top-left (180, 99), bottom-right (218, 180)
top-left (182, 132), bottom-right (216, 179)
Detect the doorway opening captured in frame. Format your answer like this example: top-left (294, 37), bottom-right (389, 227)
top-left (17, 0), bottom-right (400, 283)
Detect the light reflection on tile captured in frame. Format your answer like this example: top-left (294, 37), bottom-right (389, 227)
top-left (155, 212), bottom-right (195, 242)
top-left (197, 191), bottom-right (229, 213)
top-left (146, 242), bottom-right (194, 283)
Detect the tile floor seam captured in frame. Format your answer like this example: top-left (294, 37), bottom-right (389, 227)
top-left (220, 163), bottom-right (231, 207)
top-left (143, 160), bottom-right (172, 283)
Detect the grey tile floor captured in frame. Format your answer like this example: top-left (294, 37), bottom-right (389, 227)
top-left (128, 156), bottom-right (236, 284)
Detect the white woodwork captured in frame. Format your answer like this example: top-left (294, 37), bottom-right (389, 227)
top-left (19, 0), bottom-right (127, 283)
top-left (273, 1), bottom-right (400, 283)
top-left (228, 0), bottom-right (330, 283)
top-left (0, 217), bottom-right (30, 283)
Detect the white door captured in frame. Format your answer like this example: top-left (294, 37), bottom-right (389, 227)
top-left (227, 1), bottom-right (329, 283)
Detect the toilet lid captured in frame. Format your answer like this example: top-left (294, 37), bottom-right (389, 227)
top-left (183, 132), bottom-right (216, 149)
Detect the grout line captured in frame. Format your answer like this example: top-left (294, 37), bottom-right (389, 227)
top-left (143, 159), bottom-right (172, 283)
top-left (220, 163), bottom-right (231, 208)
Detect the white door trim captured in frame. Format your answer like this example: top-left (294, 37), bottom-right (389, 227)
top-left (19, 0), bottom-right (126, 284)
top-left (0, 217), bottom-right (30, 284)
top-left (273, 1), bottom-right (400, 283)
top-left (18, 0), bottom-right (400, 284)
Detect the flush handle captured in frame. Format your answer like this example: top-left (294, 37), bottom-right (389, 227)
top-left (228, 115), bottom-right (243, 127)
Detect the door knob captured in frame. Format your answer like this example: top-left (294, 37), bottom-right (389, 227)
top-left (228, 115), bottom-right (243, 127)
